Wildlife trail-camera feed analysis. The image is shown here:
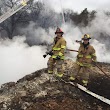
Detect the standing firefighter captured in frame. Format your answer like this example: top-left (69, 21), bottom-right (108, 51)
top-left (70, 34), bottom-right (97, 86)
top-left (47, 27), bottom-right (66, 78)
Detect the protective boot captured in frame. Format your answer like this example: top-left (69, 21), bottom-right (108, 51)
top-left (82, 80), bottom-right (88, 87)
top-left (69, 76), bottom-right (75, 82)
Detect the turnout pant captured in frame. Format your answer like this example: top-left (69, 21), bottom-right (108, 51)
top-left (70, 63), bottom-right (91, 82)
top-left (47, 57), bottom-right (64, 76)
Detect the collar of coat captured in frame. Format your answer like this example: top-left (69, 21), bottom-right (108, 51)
top-left (82, 42), bottom-right (90, 49)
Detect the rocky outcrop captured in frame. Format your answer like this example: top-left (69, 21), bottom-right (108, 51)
top-left (0, 59), bottom-right (110, 110)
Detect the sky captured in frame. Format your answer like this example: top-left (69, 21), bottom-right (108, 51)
top-left (0, 0), bottom-right (110, 13)
top-left (44, 0), bottom-right (110, 13)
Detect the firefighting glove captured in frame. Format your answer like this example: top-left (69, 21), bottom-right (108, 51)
top-left (43, 54), bottom-right (47, 58)
top-left (92, 60), bottom-right (97, 65)
top-left (48, 51), bottom-right (53, 56)
top-left (56, 56), bottom-right (61, 60)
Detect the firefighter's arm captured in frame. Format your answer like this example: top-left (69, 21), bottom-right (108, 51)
top-left (58, 40), bottom-right (66, 56)
top-left (91, 47), bottom-right (97, 62)
top-left (76, 40), bottom-right (82, 43)
top-left (44, 38), bottom-right (55, 57)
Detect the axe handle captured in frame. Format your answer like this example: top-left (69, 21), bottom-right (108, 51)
top-left (67, 49), bottom-right (78, 52)
top-left (94, 63), bottom-right (110, 78)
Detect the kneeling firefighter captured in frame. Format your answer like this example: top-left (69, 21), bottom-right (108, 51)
top-left (46, 27), bottom-right (66, 78)
top-left (70, 34), bottom-right (97, 86)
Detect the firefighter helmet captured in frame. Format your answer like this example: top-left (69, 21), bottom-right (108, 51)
top-left (82, 34), bottom-right (91, 40)
top-left (55, 27), bottom-right (64, 34)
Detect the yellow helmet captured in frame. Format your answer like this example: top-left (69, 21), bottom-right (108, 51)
top-left (82, 34), bottom-right (91, 40)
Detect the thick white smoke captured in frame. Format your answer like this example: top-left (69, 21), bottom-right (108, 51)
top-left (1, 1), bottom-right (110, 85)
top-left (44, 0), bottom-right (110, 13)
top-left (91, 39), bottom-right (110, 63)
top-left (82, 11), bottom-right (110, 38)
top-left (0, 36), bottom-right (48, 85)
top-left (81, 11), bottom-right (110, 62)
top-left (1, 14), bottom-right (110, 85)
top-left (19, 21), bottom-right (54, 45)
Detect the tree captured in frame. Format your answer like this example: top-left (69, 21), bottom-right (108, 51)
top-left (0, 0), bottom-right (33, 39)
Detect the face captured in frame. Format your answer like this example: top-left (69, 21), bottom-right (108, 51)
top-left (83, 39), bottom-right (89, 44)
top-left (56, 33), bottom-right (62, 38)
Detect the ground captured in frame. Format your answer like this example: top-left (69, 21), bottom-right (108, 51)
top-left (0, 59), bottom-right (110, 110)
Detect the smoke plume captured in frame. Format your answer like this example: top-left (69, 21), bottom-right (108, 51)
top-left (0, 37), bottom-right (48, 85)
top-left (1, 1), bottom-right (110, 85)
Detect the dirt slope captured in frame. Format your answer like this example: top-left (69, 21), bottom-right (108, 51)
top-left (0, 60), bottom-right (110, 110)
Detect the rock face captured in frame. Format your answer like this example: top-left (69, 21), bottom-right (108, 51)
top-left (0, 59), bottom-right (110, 110)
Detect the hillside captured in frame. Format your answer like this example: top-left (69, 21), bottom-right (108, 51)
top-left (0, 59), bottom-right (110, 110)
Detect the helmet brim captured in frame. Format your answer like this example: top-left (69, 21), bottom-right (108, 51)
top-left (82, 38), bottom-right (91, 40)
top-left (55, 32), bottom-right (64, 34)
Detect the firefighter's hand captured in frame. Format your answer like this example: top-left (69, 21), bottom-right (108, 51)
top-left (76, 40), bottom-right (81, 43)
top-left (76, 40), bottom-right (78, 42)
top-left (56, 56), bottom-right (61, 60)
top-left (92, 60), bottom-right (96, 65)
top-left (43, 54), bottom-right (47, 58)
top-left (48, 51), bottom-right (53, 56)
top-left (76, 40), bottom-right (80, 42)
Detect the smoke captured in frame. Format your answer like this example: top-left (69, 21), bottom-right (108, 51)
top-left (60, 11), bottom-right (110, 63)
top-left (1, 1), bottom-right (110, 85)
top-left (19, 21), bottom-right (54, 45)
top-left (0, 23), bottom-right (78, 85)
top-left (0, 36), bottom-right (48, 85)
top-left (43, 0), bottom-right (110, 13)
top-left (91, 39), bottom-right (110, 63)
top-left (81, 11), bottom-right (110, 62)
top-left (82, 11), bottom-right (110, 39)
top-left (1, 12), bottom-right (110, 85)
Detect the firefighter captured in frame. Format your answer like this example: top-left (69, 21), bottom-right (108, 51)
top-left (47, 27), bottom-right (66, 78)
top-left (70, 34), bottom-right (97, 86)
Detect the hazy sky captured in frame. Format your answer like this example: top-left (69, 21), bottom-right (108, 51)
top-left (0, 0), bottom-right (110, 12)
top-left (44, 0), bottom-right (110, 13)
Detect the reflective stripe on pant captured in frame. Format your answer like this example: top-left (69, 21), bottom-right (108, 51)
top-left (69, 76), bottom-right (75, 81)
top-left (56, 73), bottom-right (63, 77)
top-left (82, 80), bottom-right (88, 86)
top-left (48, 70), bottom-right (53, 74)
